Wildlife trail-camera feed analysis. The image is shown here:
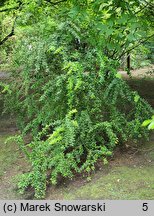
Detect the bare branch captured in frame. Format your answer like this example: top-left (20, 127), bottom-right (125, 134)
top-left (0, 17), bottom-right (17, 46)
top-left (44, 0), bottom-right (67, 6)
top-left (118, 34), bottom-right (154, 60)
top-left (0, 2), bottom-right (23, 46)
top-left (134, 2), bottom-right (148, 15)
top-left (143, 0), bottom-right (154, 7)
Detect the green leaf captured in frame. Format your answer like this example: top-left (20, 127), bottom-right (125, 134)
top-left (115, 72), bottom-right (122, 79)
top-left (106, 28), bottom-right (113, 36)
top-left (141, 119), bottom-right (151, 127)
top-left (134, 95), bottom-right (140, 103)
top-left (127, 33), bottom-right (136, 42)
top-left (148, 121), bottom-right (154, 130)
top-left (97, 23), bottom-right (107, 32)
top-left (103, 158), bottom-right (108, 165)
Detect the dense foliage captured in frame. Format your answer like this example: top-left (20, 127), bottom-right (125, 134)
top-left (1, 0), bottom-right (154, 198)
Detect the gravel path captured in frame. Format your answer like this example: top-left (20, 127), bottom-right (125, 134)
top-left (119, 65), bottom-right (154, 79)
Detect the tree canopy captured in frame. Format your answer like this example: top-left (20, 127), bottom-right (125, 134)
top-left (1, 0), bottom-right (154, 55)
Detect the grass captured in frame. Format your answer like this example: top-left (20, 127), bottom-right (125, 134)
top-left (63, 138), bottom-right (154, 200)
top-left (64, 165), bottom-right (154, 200)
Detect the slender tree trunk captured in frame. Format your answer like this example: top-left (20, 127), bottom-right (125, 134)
top-left (127, 53), bottom-right (131, 70)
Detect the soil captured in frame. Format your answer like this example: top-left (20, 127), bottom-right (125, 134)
top-left (0, 65), bottom-right (154, 199)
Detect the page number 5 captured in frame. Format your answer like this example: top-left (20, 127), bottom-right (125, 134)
top-left (142, 203), bottom-right (148, 211)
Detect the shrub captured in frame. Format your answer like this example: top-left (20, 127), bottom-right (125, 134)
top-left (2, 1), bottom-right (154, 198)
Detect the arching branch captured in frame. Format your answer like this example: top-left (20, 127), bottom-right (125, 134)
top-left (0, 5), bottom-right (19, 13)
top-left (0, 1), bottom-right (22, 12)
